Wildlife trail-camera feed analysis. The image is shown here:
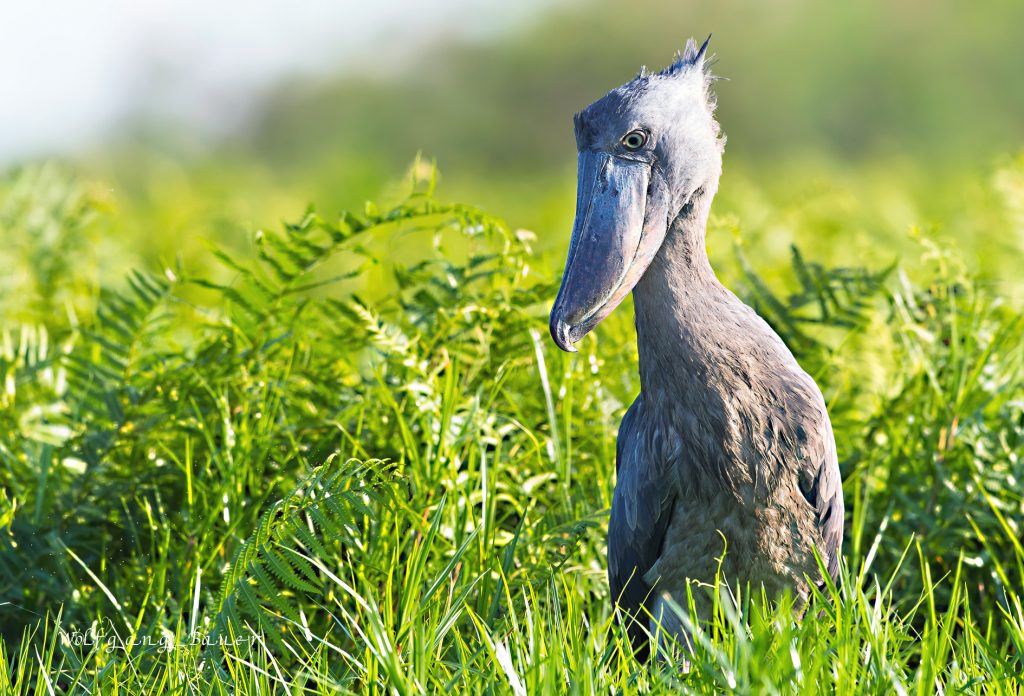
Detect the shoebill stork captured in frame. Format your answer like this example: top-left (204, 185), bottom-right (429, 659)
top-left (549, 37), bottom-right (843, 659)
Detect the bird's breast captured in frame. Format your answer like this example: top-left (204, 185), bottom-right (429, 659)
top-left (646, 479), bottom-right (823, 602)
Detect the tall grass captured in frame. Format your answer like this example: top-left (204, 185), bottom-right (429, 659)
top-left (0, 163), bottom-right (1021, 693)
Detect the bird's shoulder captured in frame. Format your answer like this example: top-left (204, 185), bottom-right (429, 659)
top-left (614, 394), bottom-right (679, 517)
top-left (609, 394), bottom-right (679, 592)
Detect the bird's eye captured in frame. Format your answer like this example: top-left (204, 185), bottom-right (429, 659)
top-left (621, 130), bottom-right (647, 150)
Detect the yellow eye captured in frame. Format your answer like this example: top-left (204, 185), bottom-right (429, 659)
top-left (622, 130), bottom-right (647, 150)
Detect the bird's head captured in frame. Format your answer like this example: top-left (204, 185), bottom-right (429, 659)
top-left (549, 36), bottom-right (724, 352)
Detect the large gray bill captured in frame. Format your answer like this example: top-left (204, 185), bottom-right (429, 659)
top-left (549, 151), bottom-right (668, 351)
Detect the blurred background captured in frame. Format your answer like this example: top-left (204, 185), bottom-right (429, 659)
top-left (2, 0), bottom-right (1023, 311)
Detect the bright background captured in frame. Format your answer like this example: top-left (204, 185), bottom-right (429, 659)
top-left (2, 0), bottom-right (1022, 293)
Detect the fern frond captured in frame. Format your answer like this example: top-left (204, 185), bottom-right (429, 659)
top-left (207, 457), bottom-right (397, 657)
top-left (735, 241), bottom-right (891, 358)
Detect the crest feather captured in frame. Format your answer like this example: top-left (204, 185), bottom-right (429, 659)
top-left (652, 34), bottom-right (720, 119)
top-left (658, 34), bottom-right (713, 78)
top-left (651, 34), bottom-right (725, 153)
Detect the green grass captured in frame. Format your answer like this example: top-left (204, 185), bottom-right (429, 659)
top-left (0, 162), bottom-right (1022, 694)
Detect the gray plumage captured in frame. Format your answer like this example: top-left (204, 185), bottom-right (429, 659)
top-left (549, 37), bottom-right (843, 659)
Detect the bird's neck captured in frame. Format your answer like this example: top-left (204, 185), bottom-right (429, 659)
top-left (632, 185), bottom-right (732, 394)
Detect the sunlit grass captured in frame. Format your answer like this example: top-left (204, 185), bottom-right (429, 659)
top-left (0, 164), bottom-right (1021, 692)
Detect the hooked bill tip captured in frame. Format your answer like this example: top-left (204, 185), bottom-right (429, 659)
top-left (549, 317), bottom-right (578, 353)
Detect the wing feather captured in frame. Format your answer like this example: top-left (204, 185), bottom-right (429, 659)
top-left (608, 396), bottom-right (676, 656)
top-left (796, 413), bottom-right (844, 582)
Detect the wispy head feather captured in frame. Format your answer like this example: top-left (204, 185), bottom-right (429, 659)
top-left (659, 34), bottom-right (713, 78)
top-left (647, 35), bottom-right (724, 152)
top-left (633, 34), bottom-right (720, 113)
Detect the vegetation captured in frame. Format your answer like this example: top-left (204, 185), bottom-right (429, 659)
top-left (0, 153), bottom-right (1021, 692)
top-left (84, 1), bottom-right (1024, 288)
